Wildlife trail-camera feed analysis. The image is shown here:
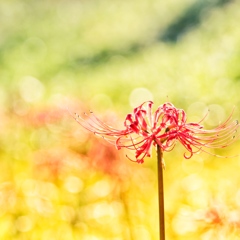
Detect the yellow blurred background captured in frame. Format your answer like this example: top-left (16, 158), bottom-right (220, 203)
top-left (1, 0), bottom-right (240, 239)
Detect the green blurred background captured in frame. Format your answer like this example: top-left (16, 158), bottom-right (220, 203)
top-left (1, 0), bottom-right (240, 239)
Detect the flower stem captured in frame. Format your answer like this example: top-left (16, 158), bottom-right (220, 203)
top-left (157, 145), bottom-right (165, 240)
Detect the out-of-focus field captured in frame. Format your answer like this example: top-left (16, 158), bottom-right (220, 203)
top-left (1, 0), bottom-right (240, 239)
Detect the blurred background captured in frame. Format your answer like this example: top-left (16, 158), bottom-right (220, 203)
top-left (1, 0), bottom-right (240, 239)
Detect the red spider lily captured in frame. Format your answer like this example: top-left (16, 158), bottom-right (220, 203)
top-left (72, 101), bottom-right (239, 164)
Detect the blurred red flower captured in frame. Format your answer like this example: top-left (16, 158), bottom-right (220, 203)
top-left (24, 106), bottom-right (65, 127)
top-left (195, 202), bottom-right (240, 236)
top-left (33, 148), bottom-right (84, 179)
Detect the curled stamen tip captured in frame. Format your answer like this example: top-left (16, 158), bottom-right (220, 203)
top-left (125, 154), bottom-right (135, 162)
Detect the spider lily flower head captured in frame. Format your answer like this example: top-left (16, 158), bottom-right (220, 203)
top-left (72, 101), bottom-right (240, 164)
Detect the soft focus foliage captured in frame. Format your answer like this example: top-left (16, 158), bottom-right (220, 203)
top-left (1, 0), bottom-right (240, 239)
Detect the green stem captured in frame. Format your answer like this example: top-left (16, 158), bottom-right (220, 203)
top-left (157, 145), bottom-right (165, 240)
